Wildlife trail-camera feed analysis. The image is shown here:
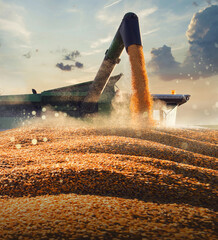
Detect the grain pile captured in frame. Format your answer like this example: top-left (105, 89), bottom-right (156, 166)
top-left (0, 124), bottom-right (217, 240)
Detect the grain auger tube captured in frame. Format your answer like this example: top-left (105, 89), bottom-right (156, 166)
top-left (81, 12), bottom-right (142, 115)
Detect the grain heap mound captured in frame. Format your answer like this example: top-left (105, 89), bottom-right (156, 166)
top-left (0, 125), bottom-right (217, 240)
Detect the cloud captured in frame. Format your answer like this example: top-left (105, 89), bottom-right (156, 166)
top-left (159, 10), bottom-right (194, 27)
top-left (81, 49), bottom-right (103, 56)
top-left (66, 8), bottom-right (79, 13)
top-left (56, 49), bottom-right (84, 71)
top-left (104, 0), bottom-right (122, 9)
top-left (75, 61), bottom-right (83, 68)
top-left (148, 45), bottom-right (181, 80)
top-left (91, 36), bottom-right (112, 48)
top-left (148, 5), bottom-right (218, 80)
top-left (64, 50), bottom-right (81, 61)
top-left (0, 1), bottom-right (30, 43)
top-left (23, 51), bottom-right (31, 59)
top-left (56, 61), bottom-right (84, 71)
top-left (98, 1), bottom-right (158, 25)
top-left (142, 28), bottom-right (159, 36)
top-left (0, 19), bottom-right (30, 40)
top-left (56, 63), bottom-right (73, 71)
top-left (206, 0), bottom-right (212, 5)
top-left (184, 4), bottom-right (218, 78)
top-left (138, 7), bottom-right (157, 18)
top-left (96, 11), bottom-right (119, 24)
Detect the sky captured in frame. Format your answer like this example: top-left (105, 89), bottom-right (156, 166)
top-left (0, 0), bottom-right (217, 125)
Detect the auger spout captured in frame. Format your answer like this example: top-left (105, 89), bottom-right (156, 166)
top-left (81, 12), bottom-right (142, 114)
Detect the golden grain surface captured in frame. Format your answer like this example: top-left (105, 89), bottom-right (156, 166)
top-left (0, 125), bottom-right (217, 240)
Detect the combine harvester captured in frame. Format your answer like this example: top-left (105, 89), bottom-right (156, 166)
top-left (0, 13), bottom-right (190, 130)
